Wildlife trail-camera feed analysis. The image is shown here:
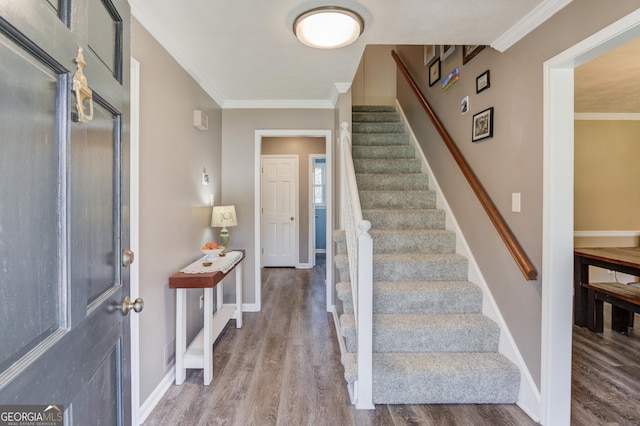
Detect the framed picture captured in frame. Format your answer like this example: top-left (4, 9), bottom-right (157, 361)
top-left (440, 45), bottom-right (455, 61)
top-left (463, 45), bottom-right (485, 64)
top-left (461, 96), bottom-right (469, 115)
top-left (428, 58), bottom-right (441, 87)
top-left (476, 70), bottom-right (490, 93)
top-left (424, 45), bottom-right (436, 65)
top-left (472, 107), bottom-right (494, 142)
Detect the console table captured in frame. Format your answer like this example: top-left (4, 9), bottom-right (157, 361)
top-left (169, 250), bottom-right (245, 385)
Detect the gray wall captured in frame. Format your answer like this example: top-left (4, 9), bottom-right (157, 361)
top-left (261, 137), bottom-right (326, 265)
top-left (395, 0), bottom-right (640, 388)
top-left (221, 109), bottom-right (335, 305)
top-left (352, 45), bottom-right (397, 106)
top-left (132, 18), bottom-right (223, 403)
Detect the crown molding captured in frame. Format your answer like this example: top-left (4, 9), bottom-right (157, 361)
top-left (491, 0), bottom-right (573, 52)
top-left (574, 113), bottom-right (640, 121)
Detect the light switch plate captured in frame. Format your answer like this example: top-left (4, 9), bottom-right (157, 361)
top-left (512, 193), bottom-right (521, 212)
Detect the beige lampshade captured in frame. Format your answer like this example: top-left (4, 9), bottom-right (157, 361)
top-left (211, 205), bottom-right (237, 228)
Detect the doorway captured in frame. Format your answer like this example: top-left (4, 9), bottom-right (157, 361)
top-left (542, 9), bottom-right (640, 424)
top-left (311, 155), bottom-right (327, 267)
top-left (254, 130), bottom-right (333, 313)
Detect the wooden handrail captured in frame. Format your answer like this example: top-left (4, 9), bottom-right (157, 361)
top-left (391, 50), bottom-right (538, 281)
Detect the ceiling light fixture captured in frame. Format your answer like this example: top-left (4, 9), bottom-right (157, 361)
top-left (293, 6), bottom-right (364, 49)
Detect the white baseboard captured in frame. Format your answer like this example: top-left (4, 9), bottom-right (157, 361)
top-left (240, 303), bottom-right (259, 312)
top-left (396, 100), bottom-right (540, 420)
top-left (138, 365), bottom-right (175, 424)
top-left (574, 230), bottom-right (640, 238)
top-left (297, 263), bottom-right (313, 269)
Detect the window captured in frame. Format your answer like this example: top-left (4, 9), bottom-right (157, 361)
top-left (313, 160), bottom-right (326, 207)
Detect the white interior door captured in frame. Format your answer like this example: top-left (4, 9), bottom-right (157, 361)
top-left (261, 155), bottom-right (298, 267)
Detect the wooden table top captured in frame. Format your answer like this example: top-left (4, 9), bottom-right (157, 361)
top-left (169, 250), bottom-right (245, 289)
top-left (574, 247), bottom-right (640, 269)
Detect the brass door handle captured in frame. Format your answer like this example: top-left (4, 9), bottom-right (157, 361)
top-left (122, 248), bottom-right (135, 267)
top-left (72, 47), bottom-right (94, 123)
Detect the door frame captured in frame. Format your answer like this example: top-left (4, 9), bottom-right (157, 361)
top-left (541, 9), bottom-right (640, 425)
top-left (260, 154), bottom-right (300, 268)
top-left (310, 154), bottom-right (327, 267)
top-left (254, 130), bottom-right (333, 312)
top-left (130, 57), bottom-right (141, 426)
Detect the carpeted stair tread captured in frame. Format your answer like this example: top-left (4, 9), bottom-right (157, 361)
top-left (340, 313), bottom-right (500, 353)
top-left (359, 190), bottom-right (436, 210)
top-left (336, 280), bottom-right (482, 315)
top-left (353, 105), bottom-right (397, 113)
top-left (352, 145), bottom-right (415, 159)
top-left (356, 173), bottom-right (429, 191)
top-left (353, 122), bottom-right (405, 134)
top-left (368, 229), bottom-right (456, 254)
top-left (335, 253), bottom-right (468, 282)
top-left (352, 133), bottom-right (410, 146)
top-left (353, 112), bottom-right (401, 123)
top-left (363, 208), bottom-right (446, 230)
top-left (354, 158), bottom-right (422, 174)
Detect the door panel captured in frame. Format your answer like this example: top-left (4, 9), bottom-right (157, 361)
top-left (262, 156), bottom-right (298, 267)
top-left (0, 1), bottom-right (131, 423)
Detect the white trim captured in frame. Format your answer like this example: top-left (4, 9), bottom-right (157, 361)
top-left (254, 130), bottom-right (334, 313)
top-left (241, 303), bottom-right (260, 313)
top-left (542, 9), bottom-right (640, 426)
top-left (492, 0), bottom-right (573, 52)
top-left (224, 99), bottom-right (334, 109)
top-left (396, 100), bottom-right (540, 421)
top-left (138, 365), bottom-right (175, 424)
top-left (575, 112), bottom-right (640, 121)
top-left (297, 263), bottom-right (313, 269)
top-left (129, 57), bottom-right (141, 426)
top-left (574, 230), bottom-right (640, 238)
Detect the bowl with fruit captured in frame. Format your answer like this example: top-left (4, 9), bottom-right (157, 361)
top-left (201, 242), bottom-right (223, 257)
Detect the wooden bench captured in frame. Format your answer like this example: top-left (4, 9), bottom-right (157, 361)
top-left (581, 281), bottom-right (640, 333)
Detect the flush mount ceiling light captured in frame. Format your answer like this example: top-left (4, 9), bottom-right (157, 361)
top-left (293, 6), bottom-right (364, 49)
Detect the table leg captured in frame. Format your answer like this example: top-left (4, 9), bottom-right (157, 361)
top-left (175, 288), bottom-right (187, 385)
top-left (574, 255), bottom-right (589, 327)
top-left (236, 263), bottom-right (243, 328)
top-left (203, 287), bottom-right (213, 385)
top-left (612, 305), bottom-right (630, 334)
top-left (587, 289), bottom-right (603, 332)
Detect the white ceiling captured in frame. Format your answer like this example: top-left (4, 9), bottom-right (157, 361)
top-left (129, 0), bottom-right (574, 108)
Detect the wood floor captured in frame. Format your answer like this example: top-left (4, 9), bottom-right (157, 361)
top-left (143, 258), bottom-right (640, 425)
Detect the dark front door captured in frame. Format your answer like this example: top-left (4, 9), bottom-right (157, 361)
top-left (0, 1), bottom-right (133, 424)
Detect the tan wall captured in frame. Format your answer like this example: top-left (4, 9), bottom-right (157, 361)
top-left (261, 137), bottom-right (326, 265)
top-left (132, 18), bottom-right (223, 402)
top-left (396, 0), bottom-right (640, 388)
top-left (575, 120), bottom-right (640, 230)
top-left (352, 45), bottom-right (397, 106)
top-left (221, 109), bottom-right (335, 304)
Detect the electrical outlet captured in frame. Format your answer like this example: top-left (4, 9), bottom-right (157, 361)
top-left (164, 340), bottom-right (175, 371)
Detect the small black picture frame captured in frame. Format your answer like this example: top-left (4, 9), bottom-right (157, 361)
top-left (428, 57), bottom-right (441, 87)
top-left (472, 107), bottom-right (494, 142)
top-left (476, 70), bottom-right (490, 93)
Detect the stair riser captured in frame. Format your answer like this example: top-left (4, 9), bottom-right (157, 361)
top-left (353, 133), bottom-right (410, 146)
top-left (353, 122), bottom-right (405, 134)
top-left (356, 174), bottom-right (429, 191)
top-left (353, 112), bottom-right (401, 123)
top-left (335, 258), bottom-right (468, 283)
top-left (337, 284), bottom-right (483, 315)
top-left (353, 105), bottom-right (397, 113)
top-left (342, 319), bottom-right (500, 353)
top-left (363, 209), bottom-right (446, 230)
top-left (354, 159), bottom-right (422, 174)
top-left (359, 191), bottom-right (436, 210)
top-left (352, 146), bottom-right (415, 160)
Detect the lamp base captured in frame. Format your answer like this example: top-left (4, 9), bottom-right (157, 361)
top-left (219, 226), bottom-right (230, 250)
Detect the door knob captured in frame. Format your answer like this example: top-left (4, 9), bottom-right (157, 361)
top-left (290, 217), bottom-right (294, 221)
top-left (122, 296), bottom-right (144, 316)
top-left (122, 248), bottom-right (135, 267)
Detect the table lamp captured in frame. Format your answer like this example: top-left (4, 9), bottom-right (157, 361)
top-left (211, 205), bottom-right (237, 249)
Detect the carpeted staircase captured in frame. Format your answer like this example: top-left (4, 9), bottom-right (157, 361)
top-left (334, 105), bottom-right (520, 404)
